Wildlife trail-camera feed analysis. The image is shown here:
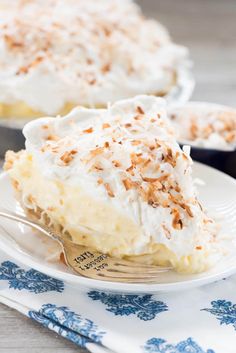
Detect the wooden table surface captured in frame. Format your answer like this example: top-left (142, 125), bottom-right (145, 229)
top-left (0, 1), bottom-right (235, 352)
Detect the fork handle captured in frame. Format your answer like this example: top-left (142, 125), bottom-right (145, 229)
top-left (0, 208), bottom-right (62, 243)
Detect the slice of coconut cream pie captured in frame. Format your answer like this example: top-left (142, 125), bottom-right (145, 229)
top-left (5, 96), bottom-right (221, 273)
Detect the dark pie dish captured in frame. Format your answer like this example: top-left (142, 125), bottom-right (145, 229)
top-left (168, 102), bottom-right (236, 178)
top-left (179, 143), bottom-right (236, 178)
top-left (0, 120), bottom-right (25, 157)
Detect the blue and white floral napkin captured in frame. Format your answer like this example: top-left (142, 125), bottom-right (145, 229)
top-left (0, 250), bottom-right (235, 353)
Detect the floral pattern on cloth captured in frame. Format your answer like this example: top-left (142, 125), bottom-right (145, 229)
top-left (29, 303), bottom-right (105, 348)
top-left (202, 299), bottom-right (236, 330)
top-left (143, 337), bottom-right (215, 353)
top-left (0, 261), bottom-right (64, 293)
top-left (0, 251), bottom-right (235, 353)
top-left (88, 291), bottom-right (168, 321)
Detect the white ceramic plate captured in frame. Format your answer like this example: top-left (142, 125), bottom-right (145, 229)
top-left (0, 162), bottom-right (236, 294)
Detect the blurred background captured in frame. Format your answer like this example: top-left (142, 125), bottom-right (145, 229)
top-left (137, 0), bottom-right (236, 106)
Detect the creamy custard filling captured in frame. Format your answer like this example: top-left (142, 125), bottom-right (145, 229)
top-left (5, 96), bottom-right (222, 273)
top-left (0, 92), bottom-right (168, 120)
top-left (7, 154), bottom-right (219, 274)
top-left (9, 153), bottom-right (143, 255)
top-left (0, 102), bottom-right (77, 119)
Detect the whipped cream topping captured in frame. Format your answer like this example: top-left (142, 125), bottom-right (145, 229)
top-left (0, 0), bottom-right (188, 114)
top-left (168, 102), bottom-right (236, 151)
top-left (23, 95), bottom-right (219, 258)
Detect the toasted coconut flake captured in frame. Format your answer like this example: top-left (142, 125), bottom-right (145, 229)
top-left (86, 58), bottom-right (93, 65)
top-left (31, 56), bottom-right (44, 67)
top-left (142, 176), bottom-right (158, 182)
top-left (162, 199), bottom-right (170, 208)
top-left (12, 179), bottom-right (19, 190)
top-left (17, 56), bottom-right (44, 75)
top-left (134, 115), bottom-right (142, 121)
top-left (225, 131), bottom-right (236, 143)
top-left (203, 124), bottom-right (213, 138)
top-left (126, 165), bottom-right (135, 175)
top-left (185, 204), bottom-right (194, 217)
top-left (143, 183), bottom-right (158, 207)
top-left (60, 150), bottom-right (77, 164)
top-left (71, 150), bottom-right (78, 155)
top-left (124, 123), bottom-right (132, 128)
top-left (97, 178), bottom-right (103, 185)
top-left (149, 145), bottom-right (155, 151)
top-left (51, 146), bottom-right (60, 153)
top-left (169, 193), bottom-right (184, 208)
top-left (112, 160), bottom-right (121, 168)
top-left (136, 106), bottom-right (144, 114)
top-left (104, 183), bottom-right (114, 197)
top-left (190, 121), bottom-right (198, 139)
top-left (131, 140), bottom-right (141, 146)
top-left (4, 34), bottom-right (23, 49)
top-left (171, 208), bottom-right (183, 230)
top-left (196, 246), bottom-right (202, 250)
top-left (16, 66), bottom-right (28, 74)
top-left (162, 224), bottom-right (171, 239)
top-left (102, 123), bottom-right (111, 129)
top-left (46, 134), bottom-right (60, 141)
top-left (154, 139), bottom-right (163, 149)
top-left (143, 158), bottom-right (151, 167)
top-left (153, 180), bottom-right (163, 190)
top-left (158, 174), bottom-right (169, 182)
top-left (101, 63), bottom-right (111, 73)
top-left (90, 147), bottom-right (104, 157)
top-left (174, 185), bottom-right (181, 192)
top-left (142, 177), bottom-right (162, 190)
top-left (83, 127), bottom-right (93, 134)
top-left (93, 163), bottom-right (103, 171)
top-left (163, 147), bottom-right (176, 167)
top-left (104, 141), bottom-right (110, 148)
top-left (88, 78), bottom-right (96, 85)
top-left (147, 197), bottom-right (159, 208)
top-left (150, 179), bottom-right (163, 191)
top-left (140, 159), bottom-right (151, 173)
top-left (130, 152), bottom-right (145, 165)
top-left (122, 178), bottom-right (133, 190)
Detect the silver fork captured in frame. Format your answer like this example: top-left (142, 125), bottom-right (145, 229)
top-left (0, 209), bottom-right (172, 283)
